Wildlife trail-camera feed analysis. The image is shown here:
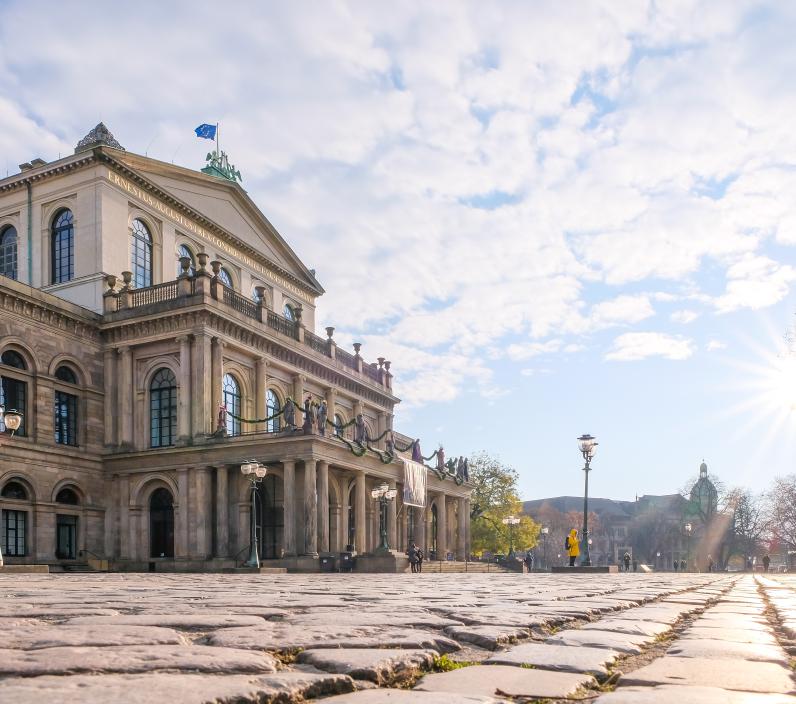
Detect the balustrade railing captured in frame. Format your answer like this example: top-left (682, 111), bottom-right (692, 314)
top-left (305, 330), bottom-right (330, 357)
top-left (267, 310), bottom-right (299, 340)
top-left (335, 347), bottom-right (357, 371)
top-left (128, 280), bottom-right (179, 308)
top-left (363, 363), bottom-right (381, 382)
top-left (222, 284), bottom-right (259, 321)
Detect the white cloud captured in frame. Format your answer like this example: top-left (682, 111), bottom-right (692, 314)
top-left (606, 332), bottom-right (695, 361)
top-left (671, 310), bottom-right (699, 324)
top-left (506, 339), bottom-right (561, 361)
top-left (706, 340), bottom-right (727, 351)
top-left (714, 255), bottom-right (796, 313)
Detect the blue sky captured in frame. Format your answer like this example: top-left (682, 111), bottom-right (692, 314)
top-left (1, 1), bottom-right (795, 500)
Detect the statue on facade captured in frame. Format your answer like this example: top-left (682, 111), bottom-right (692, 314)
top-left (462, 458), bottom-right (470, 482)
top-left (317, 400), bottom-right (328, 436)
top-left (215, 404), bottom-right (227, 435)
top-left (385, 432), bottom-right (395, 456)
top-left (283, 397), bottom-right (295, 429)
top-left (456, 456), bottom-right (466, 479)
top-left (436, 445), bottom-right (446, 472)
top-left (303, 395), bottom-right (314, 434)
top-left (354, 413), bottom-right (367, 444)
top-left (411, 439), bottom-right (423, 463)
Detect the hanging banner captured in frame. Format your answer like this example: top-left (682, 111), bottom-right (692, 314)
top-left (402, 459), bottom-right (427, 508)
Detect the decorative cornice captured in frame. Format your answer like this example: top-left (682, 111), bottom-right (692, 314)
top-left (0, 154), bottom-right (97, 194)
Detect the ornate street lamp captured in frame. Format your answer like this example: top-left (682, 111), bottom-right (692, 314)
top-left (684, 522), bottom-right (692, 572)
top-left (577, 433), bottom-right (598, 566)
top-left (0, 406), bottom-right (22, 435)
top-left (541, 526), bottom-right (549, 569)
top-left (502, 515), bottom-right (520, 557)
top-left (241, 461), bottom-right (268, 568)
top-left (371, 483), bottom-right (398, 552)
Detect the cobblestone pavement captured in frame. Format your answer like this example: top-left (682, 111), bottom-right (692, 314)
top-left (0, 572), bottom-right (794, 703)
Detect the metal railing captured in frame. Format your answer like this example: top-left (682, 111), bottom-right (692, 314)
top-left (128, 280), bottom-right (179, 308)
top-left (221, 284), bottom-right (259, 321)
top-left (363, 363), bottom-right (381, 382)
top-left (267, 310), bottom-right (299, 340)
top-left (335, 347), bottom-right (357, 370)
top-left (305, 330), bottom-right (330, 357)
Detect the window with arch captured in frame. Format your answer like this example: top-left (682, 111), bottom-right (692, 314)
top-left (333, 413), bottom-right (345, 438)
top-left (150, 368), bottom-right (177, 448)
top-left (131, 219), bottom-right (153, 288)
top-left (176, 244), bottom-right (195, 277)
top-left (283, 303), bottom-right (295, 321)
top-left (1, 350), bottom-right (27, 436)
top-left (54, 365), bottom-right (79, 446)
top-left (0, 225), bottom-right (18, 280)
top-left (218, 267), bottom-right (233, 289)
top-left (266, 388), bottom-right (281, 432)
top-left (149, 487), bottom-right (174, 558)
top-left (223, 373), bottom-right (241, 436)
top-left (56, 487), bottom-right (80, 505)
top-left (1, 480), bottom-right (29, 557)
top-left (51, 209), bottom-right (74, 284)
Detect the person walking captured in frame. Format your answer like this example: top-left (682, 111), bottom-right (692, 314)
top-left (623, 551), bottom-right (631, 572)
top-left (673, 559), bottom-right (678, 572)
top-left (408, 542), bottom-right (419, 574)
top-left (680, 558), bottom-right (686, 572)
top-left (763, 554), bottom-right (771, 572)
top-left (416, 546), bottom-right (424, 573)
top-left (524, 549), bottom-right (535, 573)
top-left (707, 554), bottom-right (714, 572)
top-left (566, 529), bottom-right (579, 566)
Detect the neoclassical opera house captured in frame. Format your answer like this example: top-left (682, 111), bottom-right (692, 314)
top-left (0, 124), bottom-right (472, 571)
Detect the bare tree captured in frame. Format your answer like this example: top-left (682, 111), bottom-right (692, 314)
top-left (764, 475), bottom-right (796, 551)
top-left (724, 488), bottom-right (766, 563)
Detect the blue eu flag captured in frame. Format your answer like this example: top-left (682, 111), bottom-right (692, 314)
top-left (195, 123), bottom-right (217, 140)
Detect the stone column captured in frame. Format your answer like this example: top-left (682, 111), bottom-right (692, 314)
top-left (387, 480), bottom-right (398, 549)
top-left (118, 346), bottom-right (133, 449)
top-left (317, 460), bottom-right (329, 553)
top-left (193, 467), bottom-right (211, 558)
top-left (129, 507), bottom-right (142, 562)
top-left (177, 335), bottom-right (192, 443)
top-left (103, 349), bottom-right (116, 446)
top-left (192, 332), bottom-right (212, 437)
top-left (325, 387), bottom-right (337, 423)
top-left (437, 495), bottom-right (448, 559)
top-left (464, 499), bottom-right (471, 559)
top-left (341, 486), bottom-right (350, 550)
top-left (355, 471), bottom-right (366, 553)
top-left (416, 503), bottom-right (426, 555)
top-left (282, 460), bottom-right (296, 556)
top-left (377, 412), bottom-right (388, 449)
top-left (255, 358), bottom-right (267, 432)
top-left (303, 458), bottom-right (318, 556)
top-left (176, 468), bottom-right (189, 558)
top-left (210, 338), bottom-right (224, 424)
top-left (292, 374), bottom-right (304, 405)
top-left (119, 475), bottom-right (130, 559)
top-left (215, 466), bottom-right (229, 557)
top-left (457, 497), bottom-right (466, 561)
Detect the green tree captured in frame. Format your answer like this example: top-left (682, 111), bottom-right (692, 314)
top-left (468, 451), bottom-right (539, 555)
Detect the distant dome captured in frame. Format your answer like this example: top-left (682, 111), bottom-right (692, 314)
top-left (75, 123), bottom-right (125, 153)
top-left (699, 461), bottom-right (708, 474)
top-left (690, 460), bottom-right (717, 517)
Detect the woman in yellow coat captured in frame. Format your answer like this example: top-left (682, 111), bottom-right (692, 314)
top-left (566, 528), bottom-right (579, 567)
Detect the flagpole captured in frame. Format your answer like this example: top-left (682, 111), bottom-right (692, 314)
top-left (216, 123), bottom-right (219, 155)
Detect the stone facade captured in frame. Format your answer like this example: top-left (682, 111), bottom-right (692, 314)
top-left (0, 126), bottom-right (471, 571)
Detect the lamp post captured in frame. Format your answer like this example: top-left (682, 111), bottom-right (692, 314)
top-left (241, 461), bottom-right (268, 568)
top-left (541, 526), bottom-right (549, 569)
top-left (0, 406), bottom-right (23, 568)
top-left (684, 522), bottom-right (692, 572)
top-left (656, 551), bottom-right (661, 571)
top-left (502, 515), bottom-right (520, 557)
top-left (577, 433), bottom-right (598, 566)
top-left (371, 483), bottom-right (398, 552)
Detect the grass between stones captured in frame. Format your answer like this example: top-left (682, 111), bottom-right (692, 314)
top-left (755, 578), bottom-right (796, 670)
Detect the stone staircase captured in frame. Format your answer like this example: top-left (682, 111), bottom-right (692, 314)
top-left (422, 560), bottom-right (515, 573)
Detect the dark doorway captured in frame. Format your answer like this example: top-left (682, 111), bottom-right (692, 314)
top-left (55, 514), bottom-right (77, 559)
top-left (150, 488), bottom-right (174, 558)
top-left (431, 503), bottom-right (438, 556)
top-left (256, 474), bottom-right (284, 559)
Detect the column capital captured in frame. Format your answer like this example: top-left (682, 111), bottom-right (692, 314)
top-left (117, 345), bottom-right (131, 356)
top-left (175, 334), bottom-right (193, 344)
top-left (211, 336), bottom-right (226, 349)
top-left (293, 373), bottom-right (307, 382)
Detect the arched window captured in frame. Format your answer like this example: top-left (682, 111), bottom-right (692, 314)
top-left (54, 370), bottom-right (78, 446)
top-left (223, 373), bottom-right (241, 436)
top-left (55, 365), bottom-right (78, 384)
top-left (56, 487), bottom-right (80, 505)
top-left (51, 209), bottom-right (74, 284)
top-left (0, 225), bottom-right (18, 280)
top-left (1, 350), bottom-right (27, 436)
top-left (150, 368), bottom-right (177, 448)
top-left (149, 488), bottom-right (174, 558)
top-left (333, 413), bottom-right (345, 438)
top-left (1, 481), bottom-right (28, 557)
top-left (266, 389), bottom-right (281, 432)
top-left (176, 244), bottom-right (195, 276)
top-left (131, 219), bottom-right (152, 288)
top-left (283, 303), bottom-right (295, 321)
top-left (218, 267), bottom-right (233, 289)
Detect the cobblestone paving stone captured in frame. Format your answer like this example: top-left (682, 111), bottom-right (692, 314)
top-left (1, 573), bottom-right (795, 703)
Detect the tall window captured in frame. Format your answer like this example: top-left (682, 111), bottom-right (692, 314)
top-left (283, 303), bottom-right (295, 321)
top-left (333, 413), bottom-right (344, 438)
top-left (266, 389), bottom-right (281, 432)
top-left (150, 368), bottom-right (177, 447)
top-left (1, 481), bottom-right (29, 557)
top-left (176, 244), bottom-right (195, 276)
top-left (223, 373), bottom-right (241, 436)
top-left (0, 225), bottom-right (17, 280)
top-left (131, 219), bottom-right (152, 288)
top-left (51, 209), bottom-right (74, 284)
top-left (218, 267), bottom-right (233, 289)
top-left (0, 350), bottom-right (27, 436)
top-left (54, 366), bottom-right (78, 446)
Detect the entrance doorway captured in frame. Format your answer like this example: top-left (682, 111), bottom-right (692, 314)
top-left (55, 514), bottom-right (77, 559)
top-left (149, 488), bottom-right (174, 558)
top-left (256, 474), bottom-right (283, 559)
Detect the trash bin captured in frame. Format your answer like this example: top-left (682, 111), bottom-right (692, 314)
top-left (339, 552), bottom-right (354, 573)
top-left (320, 555), bottom-right (336, 572)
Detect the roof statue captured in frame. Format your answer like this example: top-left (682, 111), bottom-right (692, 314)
top-left (75, 122), bottom-right (125, 153)
top-left (201, 149), bottom-right (242, 183)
